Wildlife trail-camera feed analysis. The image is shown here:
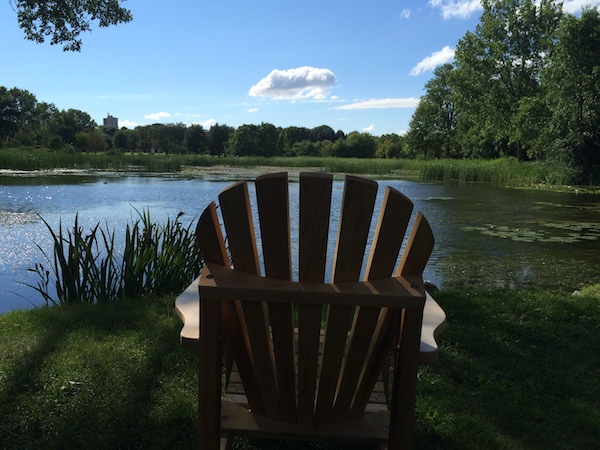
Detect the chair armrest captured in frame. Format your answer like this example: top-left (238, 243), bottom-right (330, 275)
top-left (418, 292), bottom-right (447, 364)
top-left (176, 276), bottom-right (447, 363)
top-left (199, 262), bottom-right (426, 309)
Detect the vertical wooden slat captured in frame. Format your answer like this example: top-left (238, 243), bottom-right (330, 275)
top-left (198, 270), bottom-right (222, 450)
top-left (387, 307), bottom-right (424, 450)
top-left (196, 204), bottom-right (225, 450)
top-left (364, 187), bottom-right (414, 281)
top-left (315, 175), bottom-right (378, 425)
top-left (196, 203), bottom-right (263, 417)
top-left (334, 187), bottom-right (414, 418)
top-left (255, 172), bottom-right (297, 422)
top-left (219, 181), bottom-right (280, 420)
top-left (297, 172), bottom-right (333, 424)
top-left (350, 208), bottom-right (433, 418)
top-left (398, 212), bottom-right (435, 278)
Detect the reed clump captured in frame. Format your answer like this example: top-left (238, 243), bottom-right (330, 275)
top-left (28, 210), bottom-right (202, 306)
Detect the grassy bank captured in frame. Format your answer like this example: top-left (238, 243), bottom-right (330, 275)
top-left (0, 147), bottom-right (583, 189)
top-left (1, 289), bottom-right (598, 449)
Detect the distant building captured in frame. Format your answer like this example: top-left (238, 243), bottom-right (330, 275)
top-left (103, 114), bottom-right (118, 129)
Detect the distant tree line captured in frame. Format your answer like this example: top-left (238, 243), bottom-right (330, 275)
top-left (0, 86), bottom-right (407, 159)
top-left (405, 0), bottom-right (600, 184)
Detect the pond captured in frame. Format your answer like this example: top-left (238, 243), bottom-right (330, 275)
top-left (1, 171), bottom-right (600, 313)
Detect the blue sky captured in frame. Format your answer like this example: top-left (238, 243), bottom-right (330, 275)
top-left (2, 0), bottom-right (598, 136)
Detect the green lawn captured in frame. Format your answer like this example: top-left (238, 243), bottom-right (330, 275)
top-left (1, 289), bottom-right (599, 449)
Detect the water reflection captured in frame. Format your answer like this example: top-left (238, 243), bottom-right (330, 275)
top-left (1, 174), bottom-right (599, 313)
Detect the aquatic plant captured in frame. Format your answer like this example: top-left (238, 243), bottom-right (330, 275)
top-left (461, 221), bottom-right (600, 244)
top-left (27, 210), bottom-right (203, 306)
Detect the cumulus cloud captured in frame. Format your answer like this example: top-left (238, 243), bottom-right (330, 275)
top-left (119, 120), bottom-right (139, 129)
top-left (144, 111), bottom-right (171, 121)
top-left (335, 98), bottom-right (420, 110)
top-left (363, 125), bottom-right (376, 133)
top-left (562, 0), bottom-right (600, 13)
top-left (248, 108), bottom-right (259, 113)
top-left (249, 66), bottom-right (337, 100)
top-left (400, 9), bottom-right (411, 19)
top-left (410, 46), bottom-right (455, 76)
top-left (429, 0), bottom-right (482, 20)
top-left (191, 119), bottom-right (217, 129)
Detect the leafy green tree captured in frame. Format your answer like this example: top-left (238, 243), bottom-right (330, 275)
top-left (543, 8), bottom-right (600, 183)
top-left (453, 0), bottom-right (562, 160)
top-left (0, 87), bottom-right (21, 143)
top-left (0, 86), bottom-right (49, 145)
top-left (258, 122), bottom-right (281, 157)
top-left (279, 126), bottom-right (312, 154)
top-left (311, 125), bottom-right (337, 142)
top-left (334, 132), bottom-right (376, 158)
top-left (405, 100), bottom-right (441, 159)
top-left (156, 123), bottom-right (186, 154)
top-left (406, 64), bottom-right (458, 159)
top-left (135, 125), bottom-right (153, 152)
top-left (289, 140), bottom-right (319, 157)
top-left (226, 124), bottom-right (260, 156)
top-left (12, 0), bottom-right (133, 51)
top-left (74, 129), bottom-right (106, 152)
top-left (376, 134), bottom-right (404, 158)
top-left (185, 124), bottom-right (209, 154)
top-left (113, 128), bottom-right (129, 151)
top-left (226, 123), bottom-right (280, 157)
top-left (55, 108), bottom-right (97, 145)
top-left (207, 123), bottom-right (233, 156)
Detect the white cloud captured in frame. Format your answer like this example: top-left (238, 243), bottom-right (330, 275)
top-left (363, 125), bottom-right (376, 133)
top-left (249, 66), bottom-right (337, 100)
top-left (400, 9), bottom-right (411, 19)
top-left (144, 111), bottom-right (171, 121)
top-left (410, 46), bottom-right (455, 76)
top-left (248, 108), bottom-right (259, 113)
top-left (429, 0), bottom-right (482, 20)
top-left (119, 120), bottom-right (139, 129)
top-left (335, 98), bottom-right (420, 110)
top-left (191, 119), bottom-right (217, 129)
top-left (562, 0), bottom-right (600, 13)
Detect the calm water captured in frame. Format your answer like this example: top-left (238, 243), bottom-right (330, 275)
top-left (1, 172), bottom-right (599, 313)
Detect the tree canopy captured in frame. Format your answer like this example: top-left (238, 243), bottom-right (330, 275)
top-left (405, 0), bottom-right (600, 184)
top-left (11, 0), bottom-right (133, 51)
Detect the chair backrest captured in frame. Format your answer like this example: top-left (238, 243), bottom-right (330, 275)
top-left (196, 172), bottom-right (434, 427)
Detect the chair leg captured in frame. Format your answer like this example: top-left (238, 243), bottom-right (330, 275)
top-left (220, 436), bottom-right (232, 450)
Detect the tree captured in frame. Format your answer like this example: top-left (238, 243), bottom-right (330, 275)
top-left (311, 125), bottom-right (337, 142)
top-left (113, 128), bottom-right (129, 151)
top-left (279, 126), bottom-right (312, 154)
top-left (405, 100), bottom-right (442, 159)
top-left (226, 124), bottom-right (260, 156)
top-left (226, 123), bottom-right (280, 157)
top-left (376, 134), bottom-right (404, 158)
top-left (334, 132), bottom-right (376, 158)
top-left (185, 124), bottom-right (209, 154)
top-left (0, 87), bottom-right (20, 143)
top-left (406, 64), bottom-right (458, 159)
top-left (56, 108), bottom-right (97, 145)
top-left (543, 8), bottom-right (600, 183)
top-left (12, 0), bottom-right (133, 51)
top-left (452, 0), bottom-right (562, 160)
top-left (207, 123), bottom-right (233, 157)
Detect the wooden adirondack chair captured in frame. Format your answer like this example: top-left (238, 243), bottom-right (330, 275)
top-left (176, 172), bottom-right (444, 449)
